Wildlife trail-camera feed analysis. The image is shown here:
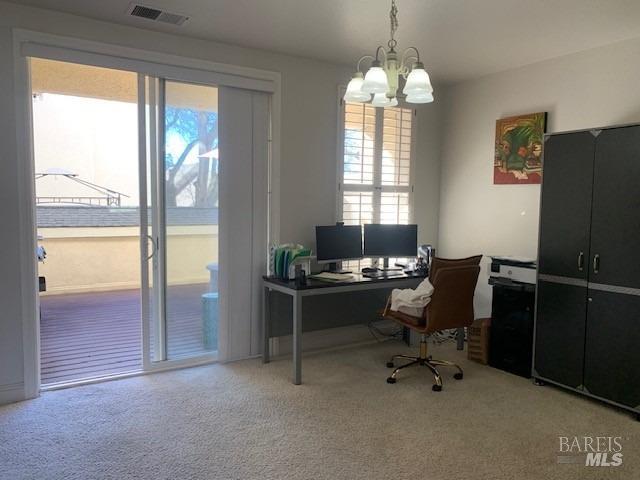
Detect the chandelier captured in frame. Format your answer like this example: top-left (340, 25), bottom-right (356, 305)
top-left (344, 0), bottom-right (434, 107)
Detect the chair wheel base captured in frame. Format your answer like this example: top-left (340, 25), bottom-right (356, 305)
top-left (454, 372), bottom-right (463, 380)
top-left (432, 384), bottom-right (442, 392)
top-left (386, 362), bottom-right (394, 368)
top-left (386, 377), bottom-right (397, 384)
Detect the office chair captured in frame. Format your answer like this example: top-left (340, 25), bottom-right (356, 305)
top-left (383, 256), bottom-right (481, 391)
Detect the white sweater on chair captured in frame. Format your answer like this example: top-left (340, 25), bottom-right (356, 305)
top-left (390, 278), bottom-right (435, 317)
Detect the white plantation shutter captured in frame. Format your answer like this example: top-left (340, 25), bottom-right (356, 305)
top-left (339, 101), bottom-right (414, 226)
top-left (343, 102), bottom-right (376, 186)
top-left (338, 99), bottom-right (415, 267)
top-left (380, 191), bottom-right (410, 224)
top-left (342, 191), bottom-right (374, 225)
top-left (381, 107), bottom-right (412, 187)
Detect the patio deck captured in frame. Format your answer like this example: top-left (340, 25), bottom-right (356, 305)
top-left (40, 284), bottom-right (214, 385)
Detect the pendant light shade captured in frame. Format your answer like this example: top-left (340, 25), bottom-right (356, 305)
top-left (362, 63), bottom-right (389, 94)
top-left (343, 72), bottom-right (372, 103)
top-left (406, 91), bottom-right (434, 104)
top-left (403, 62), bottom-right (433, 95)
top-left (371, 93), bottom-right (397, 107)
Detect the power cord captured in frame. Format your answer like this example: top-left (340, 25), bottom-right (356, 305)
top-left (428, 328), bottom-right (462, 345)
top-left (367, 319), bottom-right (404, 342)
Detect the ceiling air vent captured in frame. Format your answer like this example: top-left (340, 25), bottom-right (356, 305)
top-left (127, 3), bottom-right (189, 26)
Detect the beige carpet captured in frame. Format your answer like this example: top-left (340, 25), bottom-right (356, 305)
top-left (1, 340), bottom-right (638, 480)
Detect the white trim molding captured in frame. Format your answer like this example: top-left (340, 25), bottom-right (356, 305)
top-left (0, 382), bottom-right (26, 405)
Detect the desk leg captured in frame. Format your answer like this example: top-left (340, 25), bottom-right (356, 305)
top-left (263, 286), bottom-right (270, 363)
top-left (456, 327), bottom-right (465, 351)
top-left (293, 293), bottom-right (302, 385)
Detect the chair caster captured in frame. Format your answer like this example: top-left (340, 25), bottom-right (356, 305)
top-left (386, 362), bottom-right (394, 368)
top-left (533, 378), bottom-right (545, 386)
top-left (453, 372), bottom-right (463, 380)
top-left (386, 377), bottom-right (397, 384)
top-left (432, 384), bottom-right (442, 392)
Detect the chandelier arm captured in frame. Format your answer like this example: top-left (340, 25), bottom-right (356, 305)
top-left (374, 45), bottom-right (387, 63)
top-left (400, 55), bottom-right (419, 78)
top-left (401, 46), bottom-right (421, 65)
top-left (356, 55), bottom-right (375, 73)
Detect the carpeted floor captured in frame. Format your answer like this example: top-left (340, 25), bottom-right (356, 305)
top-left (1, 340), bottom-right (638, 480)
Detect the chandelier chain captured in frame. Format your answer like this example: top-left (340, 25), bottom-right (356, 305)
top-left (388, 0), bottom-right (399, 50)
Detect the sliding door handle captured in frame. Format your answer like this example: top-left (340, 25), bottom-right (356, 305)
top-left (147, 234), bottom-right (157, 260)
top-left (577, 251), bottom-right (584, 271)
top-left (592, 254), bottom-right (600, 274)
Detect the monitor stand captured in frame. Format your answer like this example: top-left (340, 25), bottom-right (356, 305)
top-left (327, 262), bottom-right (352, 274)
top-left (379, 258), bottom-right (403, 272)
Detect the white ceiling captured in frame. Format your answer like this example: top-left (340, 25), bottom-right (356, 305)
top-left (11, 0), bottom-right (640, 83)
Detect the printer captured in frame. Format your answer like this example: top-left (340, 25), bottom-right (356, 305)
top-left (489, 256), bottom-right (536, 285)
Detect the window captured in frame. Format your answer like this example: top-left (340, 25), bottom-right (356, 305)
top-left (339, 101), bottom-right (414, 225)
top-left (338, 100), bottom-right (415, 266)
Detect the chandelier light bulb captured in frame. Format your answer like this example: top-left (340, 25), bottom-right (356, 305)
top-left (343, 72), bottom-right (372, 103)
top-left (371, 93), bottom-right (395, 107)
top-left (406, 91), bottom-right (434, 104)
top-left (362, 63), bottom-right (389, 94)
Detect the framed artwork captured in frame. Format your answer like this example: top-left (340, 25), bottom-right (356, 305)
top-left (494, 112), bottom-right (547, 184)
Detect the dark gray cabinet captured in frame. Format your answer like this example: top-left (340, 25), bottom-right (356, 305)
top-left (534, 281), bottom-right (587, 388)
top-left (537, 131), bottom-right (595, 280)
top-left (583, 290), bottom-right (640, 409)
top-left (534, 124), bottom-right (640, 418)
top-left (590, 127), bottom-right (640, 289)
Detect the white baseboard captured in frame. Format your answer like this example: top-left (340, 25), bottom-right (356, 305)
top-left (0, 382), bottom-right (26, 405)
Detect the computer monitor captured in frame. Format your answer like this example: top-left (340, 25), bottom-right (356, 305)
top-left (315, 225), bottom-right (362, 270)
top-left (364, 224), bottom-right (418, 267)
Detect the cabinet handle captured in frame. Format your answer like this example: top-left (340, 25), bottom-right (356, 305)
top-left (593, 254), bottom-right (600, 274)
top-left (577, 251), bottom-right (584, 271)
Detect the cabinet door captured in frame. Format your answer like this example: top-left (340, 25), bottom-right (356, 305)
top-left (590, 126), bottom-right (640, 289)
top-left (583, 289), bottom-right (640, 408)
top-left (490, 286), bottom-right (534, 377)
top-left (538, 132), bottom-right (595, 279)
top-left (534, 281), bottom-right (587, 388)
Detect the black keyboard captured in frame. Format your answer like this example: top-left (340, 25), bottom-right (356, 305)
top-left (362, 271), bottom-right (406, 279)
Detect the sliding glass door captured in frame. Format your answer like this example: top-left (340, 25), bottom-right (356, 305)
top-left (141, 77), bottom-right (220, 367)
top-left (22, 40), bottom-right (274, 391)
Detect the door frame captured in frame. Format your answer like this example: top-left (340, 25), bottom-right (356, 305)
top-left (13, 29), bottom-right (281, 398)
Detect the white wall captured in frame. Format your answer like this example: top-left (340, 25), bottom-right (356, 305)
top-left (0, 1), bottom-right (442, 402)
top-left (438, 36), bottom-right (640, 317)
top-left (414, 100), bottom-right (444, 247)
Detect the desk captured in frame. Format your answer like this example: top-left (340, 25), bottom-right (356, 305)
top-left (263, 273), bottom-right (425, 384)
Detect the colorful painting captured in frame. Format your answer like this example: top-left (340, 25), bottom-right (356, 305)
top-left (494, 112), bottom-right (546, 184)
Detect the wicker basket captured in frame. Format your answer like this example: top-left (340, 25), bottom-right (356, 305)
top-left (467, 318), bottom-right (491, 364)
